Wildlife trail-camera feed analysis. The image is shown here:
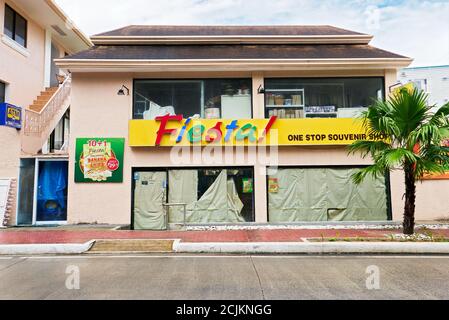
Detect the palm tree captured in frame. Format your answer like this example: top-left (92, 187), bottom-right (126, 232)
top-left (348, 88), bottom-right (449, 235)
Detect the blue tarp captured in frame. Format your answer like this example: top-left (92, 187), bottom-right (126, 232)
top-left (37, 161), bottom-right (68, 210)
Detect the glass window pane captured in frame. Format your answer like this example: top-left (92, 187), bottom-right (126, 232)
top-left (17, 159), bottom-right (35, 225)
top-left (133, 79), bottom-right (252, 119)
top-left (36, 161), bottom-right (68, 222)
top-left (14, 13), bottom-right (27, 47)
top-left (3, 5), bottom-right (14, 39)
top-left (265, 77), bottom-right (384, 119)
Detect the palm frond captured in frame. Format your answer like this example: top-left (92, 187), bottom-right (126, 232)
top-left (351, 164), bottom-right (386, 185)
top-left (347, 140), bottom-right (391, 158)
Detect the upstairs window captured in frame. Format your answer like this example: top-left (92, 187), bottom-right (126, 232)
top-left (133, 79), bottom-right (252, 120)
top-left (4, 4), bottom-right (27, 48)
top-left (265, 77), bottom-right (384, 119)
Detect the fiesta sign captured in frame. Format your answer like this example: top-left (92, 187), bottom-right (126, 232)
top-left (129, 115), bottom-right (385, 147)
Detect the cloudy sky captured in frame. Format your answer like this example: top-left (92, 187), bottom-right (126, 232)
top-left (55, 0), bottom-right (449, 67)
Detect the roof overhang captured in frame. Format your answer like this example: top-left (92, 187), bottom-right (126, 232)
top-left (9, 0), bottom-right (92, 52)
top-left (90, 34), bottom-right (374, 46)
top-left (55, 58), bottom-right (413, 73)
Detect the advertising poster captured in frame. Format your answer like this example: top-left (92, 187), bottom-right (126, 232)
top-left (75, 138), bottom-right (125, 183)
top-left (0, 103), bottom-right (22, 129)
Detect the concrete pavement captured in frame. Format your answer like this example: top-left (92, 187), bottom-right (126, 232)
top-left (1, 255), bottom-right (449, 300)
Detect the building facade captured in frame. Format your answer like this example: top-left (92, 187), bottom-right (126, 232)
top-left (398, 65), bottom-right (449, 111)
top-left (0, 0), bottom-right (91, 226)
top-left (44, 25), bottom-right (449, 228)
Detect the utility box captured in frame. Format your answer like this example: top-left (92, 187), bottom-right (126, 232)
top-left (0, 103), bottom-right (22, 129)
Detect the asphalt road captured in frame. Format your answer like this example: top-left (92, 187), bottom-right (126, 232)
top-left (1, 255), bottom-right (449, 300)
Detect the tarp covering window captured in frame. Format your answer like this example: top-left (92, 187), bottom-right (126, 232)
top-left (168, 170), bottom-right (245, 224)
top-left (36, 161), bottom-right (68, 222)
top-left (134, 172), bottom-right (167, 230)
top-left (168, 170), bottom-right (198, 223)
top-left (268, 168), bottom-right (388, 222)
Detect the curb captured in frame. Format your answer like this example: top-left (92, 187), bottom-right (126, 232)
top-left (173, 241), bottom-right (449, 254)
top-left (0, 240), bottom-right (95, 255)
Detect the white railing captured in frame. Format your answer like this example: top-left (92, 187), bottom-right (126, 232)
top-left (24, 76), bottom-right (71, 136)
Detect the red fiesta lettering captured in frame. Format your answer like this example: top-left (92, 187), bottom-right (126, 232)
top-left (155, 114), bottom-right (183, 146)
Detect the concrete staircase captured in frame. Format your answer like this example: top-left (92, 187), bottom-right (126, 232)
top-left (22, 77), bottom-right (71, 155)
top-left (28, 87), bottom-right (58, 113)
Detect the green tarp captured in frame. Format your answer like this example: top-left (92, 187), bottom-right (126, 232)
top-left (133, 172), bottom-right (167, 230)
top-left (268, 168), bottom-right (388, 222)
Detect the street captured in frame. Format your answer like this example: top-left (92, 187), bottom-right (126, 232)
top-left (1, 255), bottom-right (449, 300)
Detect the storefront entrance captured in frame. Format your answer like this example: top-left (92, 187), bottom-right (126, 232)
top-left (17, 158), bottom-right (68, 225)
top-left (132, 167), bottom-right (255, 230)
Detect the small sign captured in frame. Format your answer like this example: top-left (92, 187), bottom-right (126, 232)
top-left (268, 178), bottom-right (279, 193)
top-left (75, 138), bottom-right (125, 183)
top-left (0, 103), bottom-right (22, 129)
top-left (242, 178), bottom-right (253, 193)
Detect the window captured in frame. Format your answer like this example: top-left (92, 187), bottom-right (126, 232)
top-left (0, 82), bottom-right (5, 103)
top-left (133, 167), bottom-right (254, 230)
top-left (265, 77), bottom-right (384, 119)
top-left (267, 167), bottom-right (389, 222)
top-left (4, 4), bottom-right (27, 47)
top-left (133, 79), bottom-right (252, 120)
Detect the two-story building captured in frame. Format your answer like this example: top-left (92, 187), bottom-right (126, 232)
top-left (398, 65), bottom-right (449, 112)
top-left (49, 25), bottom-right (448, 229)
top-left (0, 0), bottom-right (91, 227)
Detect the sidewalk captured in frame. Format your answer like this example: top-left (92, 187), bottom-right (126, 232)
top-left (1, 225), bottom-right (449, 254)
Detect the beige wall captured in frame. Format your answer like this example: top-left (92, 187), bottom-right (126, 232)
top-left (0, 0), bottom-right (47, 108)
top-left (0, 0), bottom-right (47, 225)
top-left (0, 127), bottom-right (20, 224)
top-left (68, 70), bottom-right (449, 225)
top-left (0, 1), bottom-right (76, 225)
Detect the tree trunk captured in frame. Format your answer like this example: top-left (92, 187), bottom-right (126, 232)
top-left (403, 164), bottom-right (416, 235)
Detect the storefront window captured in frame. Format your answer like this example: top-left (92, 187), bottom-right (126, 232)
top-left (133, 79), bottom-right (252, 120)
top-left (267, 167), bottom-right (389, 222)
top-left (265, 77), bottom-right (384, 119)
top-left (133, 167), bottom-right (254, 230)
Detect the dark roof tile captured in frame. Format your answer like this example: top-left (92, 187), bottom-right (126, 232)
top-left (65, 44), bottom-right (408, 60)
top-left (94, 25), bottom-right (367, 37)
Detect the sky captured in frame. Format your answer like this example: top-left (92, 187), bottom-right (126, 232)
top-left (55, 0), bottom-right (449, 67)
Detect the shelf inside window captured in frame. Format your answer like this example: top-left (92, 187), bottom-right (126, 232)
top-left (266, 105), bottom-right (304, 108)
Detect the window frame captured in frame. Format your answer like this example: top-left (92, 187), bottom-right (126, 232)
top-left (263, 76), bottom-right (386, 119)
top-left (132, 78), bottom-right (254, 120)
top-left (4, 4), bottom-right (27, 48)
top-left (131, 166), bottom-right (256, 229)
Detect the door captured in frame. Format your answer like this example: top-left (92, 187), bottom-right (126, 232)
top-left (35, 160), bottom-right (68, 224)
top-left (133, 171), bottom-right (167, 230)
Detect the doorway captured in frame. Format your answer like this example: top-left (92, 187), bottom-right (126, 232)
top-left (133, 171), bottom-right (167, 230)
top-left (17, 158), bottom-right (68, 226)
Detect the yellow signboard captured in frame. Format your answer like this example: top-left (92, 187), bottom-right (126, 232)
top-left (129, 116), bottom-right (386, 147)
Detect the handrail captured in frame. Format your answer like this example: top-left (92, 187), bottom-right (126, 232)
top-left (24, 76), bottom-right (71, 136)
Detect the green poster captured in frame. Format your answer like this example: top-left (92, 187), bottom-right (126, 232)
top-left (75, 138), bottom-right (125, 183)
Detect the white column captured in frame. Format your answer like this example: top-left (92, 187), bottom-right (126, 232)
top-left (43, 29), bottom-right (52, 88)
